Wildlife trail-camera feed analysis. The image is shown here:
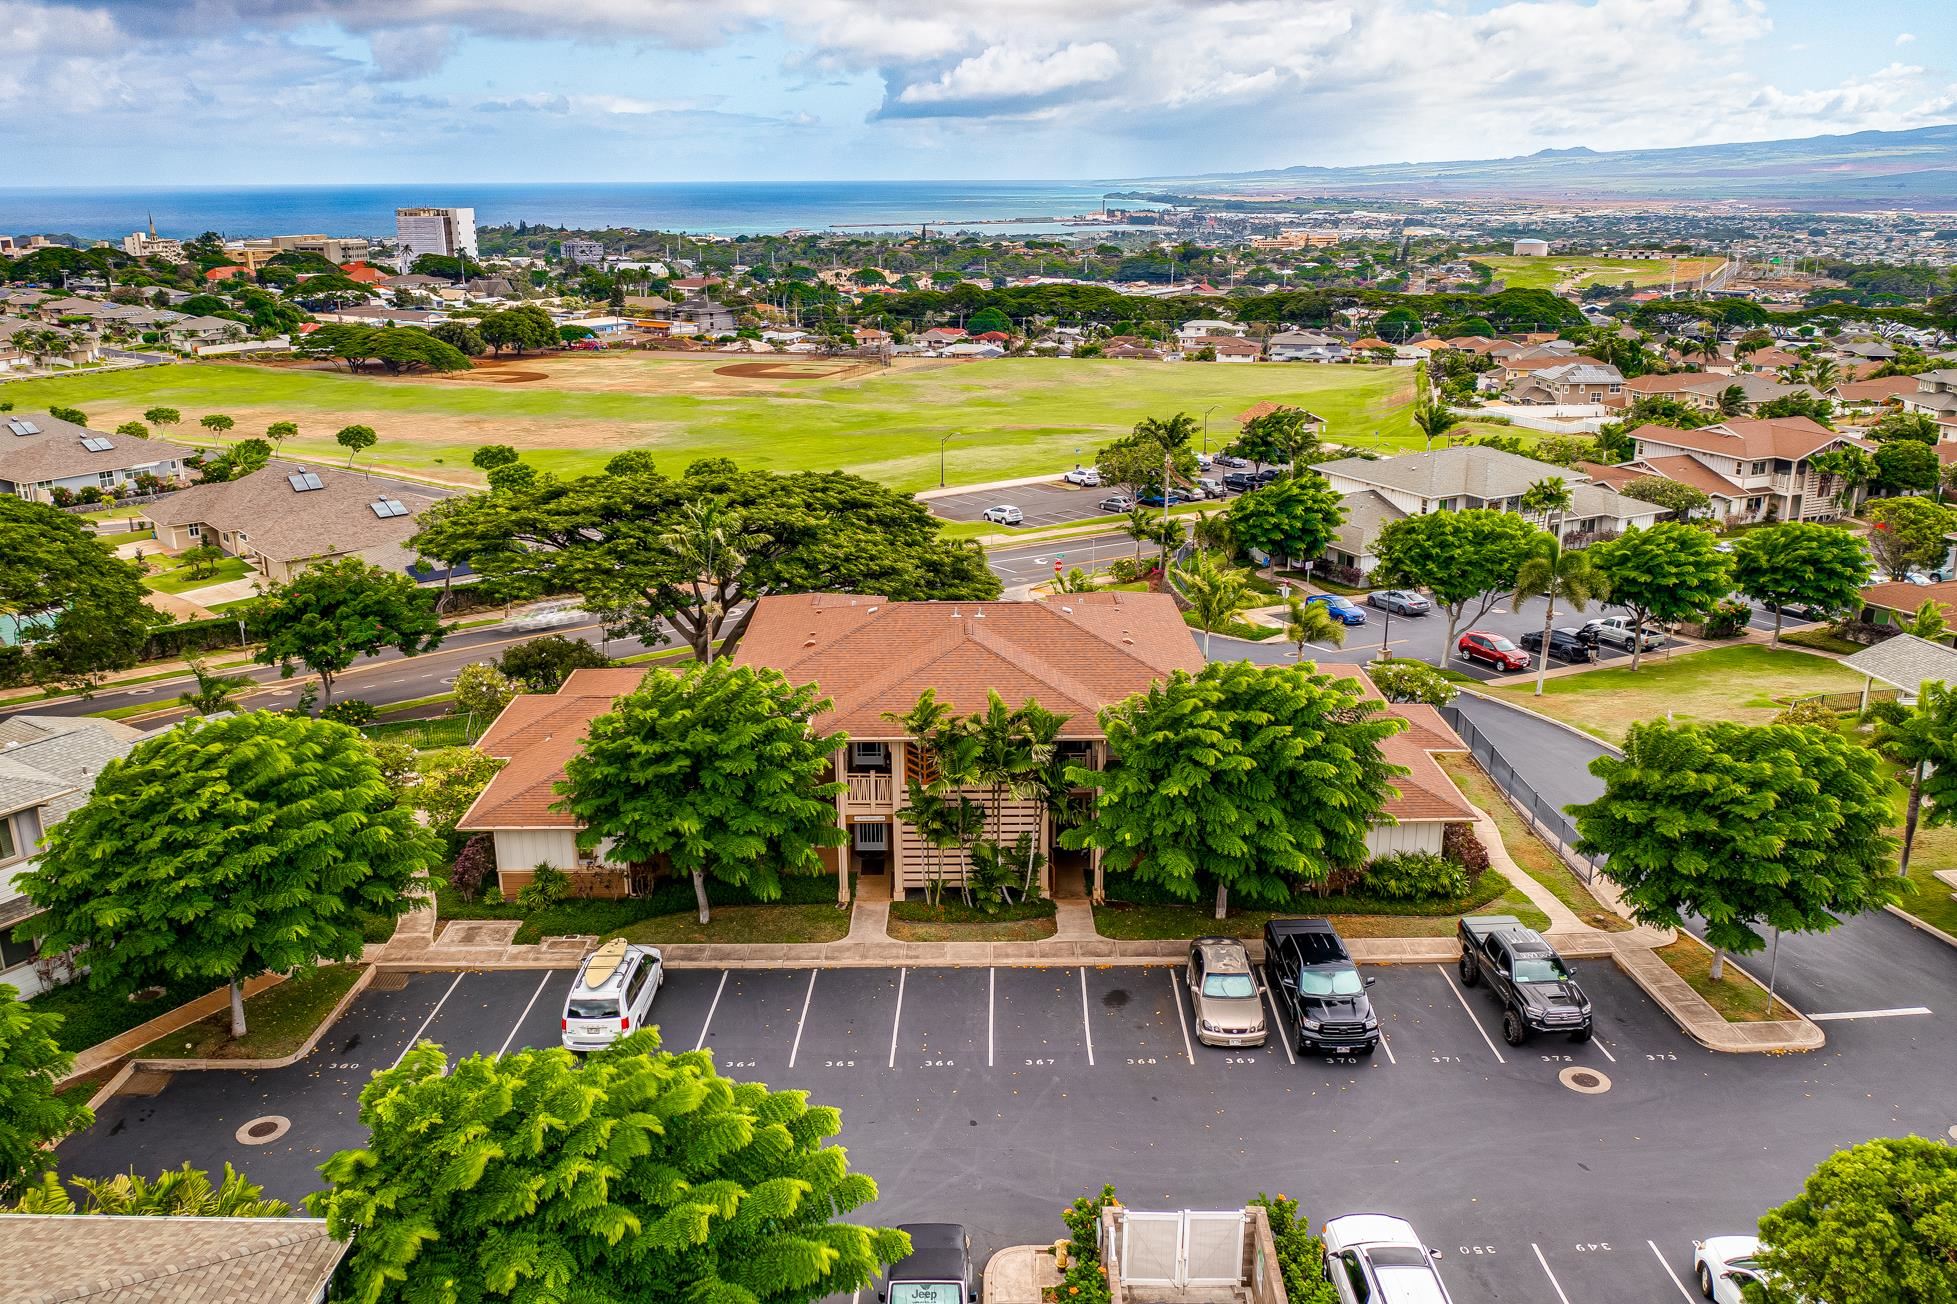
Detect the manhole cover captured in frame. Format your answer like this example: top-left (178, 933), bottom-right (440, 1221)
top-left (1559, 1066), bottom-right (1611, 1095)
top-left (235, 1114), bottom-right (291, 1145)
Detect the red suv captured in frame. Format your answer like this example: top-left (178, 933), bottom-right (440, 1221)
top-left (1457, 630), bottom-right (1530, 671)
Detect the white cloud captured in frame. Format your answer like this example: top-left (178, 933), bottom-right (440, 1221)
top-left (1895, 32), bottom-right (1916, 46)
top-left (889, 42), bottom-right (1121, 114)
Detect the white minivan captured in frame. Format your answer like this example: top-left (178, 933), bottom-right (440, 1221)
top-left (561, 939), bottom-right (663, 1052)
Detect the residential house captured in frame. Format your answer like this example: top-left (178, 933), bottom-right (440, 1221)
top-left (315, 305), bottom-right (445, 327)
top-left (1830, 375), bottom-right (1922, 412)
top-left (1615, 371), bottom-right (1819, 413)
top-left (1189, 334), bottom-right (1259, 362)
top-left (0, 715), bottom-right (144, 996)
top-left (1508, 361), bottom-right (1626, 405)
top-left (1835, 339), bottom-right (1898, 364)
top-left (0, 411), bottom-right (191, 503)
top-left (1267, 330), bottom-right (1347, 362)
top-left (162, 314), bottom-right (246, 349)
top-left (670, 297), bottom-right (737, 334)
top-left (456, 592), bottom-right (1474, 903)
top-left (1176, 319), bottom-right (1245, 344)
top-left (140, 459), bottom-right (442, 583)
top-left (0, 1212), bottom-right (350, 1303)
top-left (1901, 369), bottom-right (1957, 430)
top-left (1620, 416), bottom-right (1870, 523)
top-left (1492, 344), bottom-right (1590, 386)
top-left (1858, 581), bottom-right (1957, 639)
top-left (918, 326), bottom-right (968, 350)
top-left (1314, 446), bottom-right (1665, 541)
top-left (0, 316), bottom-right (99, 370)
top-left (1323, 489), bottom-right (1406, 581)
top-left (1574, 457), bottom-right (1744, 521)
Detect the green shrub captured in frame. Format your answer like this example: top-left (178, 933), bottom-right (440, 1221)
top-left (517, 862), bottom-right (569, 909)
top-left (319, 698), bottom-right (376, 725)
top-left (1699, 597), bottom-right (1752, 640)
top-left (1250, 1194), bottom-right (1339, 1304)
top-left (1359, 851), bottom-right (1469, 902)
top-left (1108, 557), bottom-right (1150, 584)
top-left (1861, 698), bottom-right (1909, 728)
top-left (450, 835), bottom-right (496, 901)
top-left (1063, 1184), bottom-right (1118, 1266)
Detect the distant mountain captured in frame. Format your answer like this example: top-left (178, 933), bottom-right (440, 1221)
top-left (1128, 125), bottom-right (1957, 208)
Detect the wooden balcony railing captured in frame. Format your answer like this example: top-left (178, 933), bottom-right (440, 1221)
top-left (845, 773), bottom-right (894, 806)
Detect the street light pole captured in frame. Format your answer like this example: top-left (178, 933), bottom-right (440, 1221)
top-left (940, 432), bottom-right (955, 487)
top-left (1202, 404), bottom-right (1217, 455)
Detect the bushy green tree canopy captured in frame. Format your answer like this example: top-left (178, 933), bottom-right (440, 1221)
top-left (1730, 521), bottom-right (1870, 644)
top-left (559, 660), bottom-right (846, 921)
top-left (307, 1036), bottom-right (909, 1304)
top-left (1758, 1137), bottom-right (1957, 1304)
top-left (252, 557), bottom-right (445, 706)
top-left (1587, 524), bottom-right (1731, 669)
top-left (1226, 471), bottom-right (1346, 568)
top-left (411, 459), bottom-right (998, 662)
top-left (19, 712), bottom-right (439, 1035)
top-left (0, 986), bottom-right (90, 1200)
top-left (1371, 508), bottom-right (1543, 663)
top-left (1570, 719), bottom-right (1901, 971)
top-left (1063, 662), bottom-right (1405, 917)
top-left (0, 498), bottom-right (151, 689)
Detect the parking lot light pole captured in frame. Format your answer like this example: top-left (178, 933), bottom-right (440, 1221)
top-left (940, 432), bottom-right (955, 487)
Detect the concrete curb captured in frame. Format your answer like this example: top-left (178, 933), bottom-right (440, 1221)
top-left (1884, 902), bottom-right (1957, 951)
top-left (982, 1245), bottom-right (1061, 1304)
top-left (1609, 934), bottom-right (1823, 1054)
top-left (125, 965), bottom-right (377, 1074)
top-left (1457, 684), bottom-right (1626, 756)
top-left (58, 972), bottom-right (289, 1085)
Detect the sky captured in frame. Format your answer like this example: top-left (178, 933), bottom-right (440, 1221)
top-left (3, 0), bottom-right (1954, 185)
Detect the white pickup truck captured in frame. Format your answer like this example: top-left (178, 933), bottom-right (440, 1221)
top-left (1580, 614), bottom-right (1665, 652)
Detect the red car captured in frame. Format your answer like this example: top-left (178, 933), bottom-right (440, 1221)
top-left (1457, 629), bottom-right (1530, 671)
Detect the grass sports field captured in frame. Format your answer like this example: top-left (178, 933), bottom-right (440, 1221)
top-left (1479, 255), bottom-right (1725, 293)
top-left (0, 354), bottom-right (1421, 491)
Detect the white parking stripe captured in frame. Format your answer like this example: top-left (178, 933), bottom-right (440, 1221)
top-left (788, 970), bottom-right (818, 1068)
top-left (497, 972), bottom-right (555, 1058)
top-left (1437, 965), bottom-right (1507, 1064)
top-left (693, 970), bottom-right (728, 1052)
top-left (1807, 1006), bottom-right (1933, 1021)
top-left (1079, 967), bottom-right (1096, 1066)
top-left (1259, 967), bottom-right (1295, 1065)
top-left (1532, 1243), bottom-right (1573, 1304)
top-left (1377, 1027), bottom-right (1396, 1065)
top-left (1648, 1241), bottom-right (1696, 1300)
top-left (987, 968), bottom-right (995, 1068)
top-left (393, 972), bottom-right (466, 1069)
top-left (1591, 1036), bottom-right (1617, 1063)
top-left (887, 968), bottom-right (907, 1070)
top-left (1168, 968), bottom-right (1195, 1064)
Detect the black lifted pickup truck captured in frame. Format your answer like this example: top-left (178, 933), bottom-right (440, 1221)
top-left (1262, 918), bottom-right (1379, 1055)
top-left (1456, 914), bottom-right (1592, 1046)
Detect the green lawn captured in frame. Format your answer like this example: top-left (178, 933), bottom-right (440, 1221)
top-left (136, 964), bottom-right (364, 1060)
top-left (0, 356), bottom-right (1420, 493)
top-left (1491, 645), bottom-right (1867, 742)
top-left (1435, 753), bottom-right (1630, 931)
top-left (1654, 938), bottom-right (1794, 1022)
top-left (78, 504), bottom-right (147, 523)
top-left (1477, 255), bottom-right (1726, 293)
top-left (139, 552), bottom-right (254, 595)
top-left (361, 714), bottom-right (471, 749)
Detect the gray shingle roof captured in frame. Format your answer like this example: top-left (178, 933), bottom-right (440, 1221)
top-left (1333, 489), bottom-right (1406, 554)
top-left (1839, 634), bottom-right (1957, 696)
top-left (0, 412), bottom-right (192, 486)
top-left (0, 715), bottom-right (141, 823)
top-left (1316, 445), bottom-right (1597, 502)
top-left (141, 459), bottom-right (438, 568)
top-left (0, 1213), bottom-right (349, 1303)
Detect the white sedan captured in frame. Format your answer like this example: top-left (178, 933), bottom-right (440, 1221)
top-left (1063, 467), bottom-right (1101, 487)
top-left (1693, 1235), bottom-right (1774, 1302)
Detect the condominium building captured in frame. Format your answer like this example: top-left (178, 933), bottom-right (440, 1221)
top-left (394, 206), bottom-right (478, 260)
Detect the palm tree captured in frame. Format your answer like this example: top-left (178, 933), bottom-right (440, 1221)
top-left (1519, 476), bottom-right (1574, 540)
top-left (177, 658), bottom-right (255, 715)
top-left (10, 1163), bottom-right (288, 1217)
top-left (1133, 411), bottom-right (1200, 448)
top-left (1192, 508), bottom-right (1233, 556)
top-left (1283, 594), bottom-right (1344, 661)
top-left (1411, 399), bottom-right (1462, 449)
top-left (1805, 358), bottom-right (1842, 393)
top-left (1123, 505), bottom-right (1156, 563)
top-left (1715, 384), bottom-right (1750, 418)
top-left (1872, 681), bottom-right (1957, 879)
top-left (1150, 514), bottom-right (1186, 561)
top-left (658, 499), bottom-right (771, 661)
top-left (1177, 552), bottom-right (1254, 656)
top-left (1513, 537), bottom-right (1607, 695)
top-left (966, 693), bottom-right (1055, 904)
top-left (1681, 335), bottom-right (1722, 368)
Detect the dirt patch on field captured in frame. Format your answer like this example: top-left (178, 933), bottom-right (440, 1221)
top-left (714, 361), bottom-right (859, 380)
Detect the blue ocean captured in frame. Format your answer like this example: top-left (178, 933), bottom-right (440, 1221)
top-left (0, 181), bottom-right (1133, 241)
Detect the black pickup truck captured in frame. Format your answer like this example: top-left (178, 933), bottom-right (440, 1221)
top-left (1262, 918), bottom-right (1379, 1055)
top-left (1456, 914), bottom-right (1592, 1046)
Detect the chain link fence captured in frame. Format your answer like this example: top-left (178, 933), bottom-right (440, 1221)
top-left (1441, 704), bottom-right (1607, 883)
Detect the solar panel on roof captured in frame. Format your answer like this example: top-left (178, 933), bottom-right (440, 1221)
top-left (79, 435), bottom-right (114, 452)
top-left (288, 471), bottom-right (324, 492)
top-left (369, 498), bottom-right (408, 518)
top-left (8, 418), bottom-right (42, 436)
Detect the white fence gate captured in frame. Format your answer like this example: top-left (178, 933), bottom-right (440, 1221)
top-left (1118, 1209), bottom-right (1246, 1288)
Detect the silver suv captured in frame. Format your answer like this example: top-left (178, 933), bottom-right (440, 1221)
top-left (560, 939), bottom-right (663, 1052)
top-left (1186, 936), bottom-right (1266, 1047)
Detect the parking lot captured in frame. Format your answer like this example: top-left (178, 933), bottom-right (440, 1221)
top-left (56, 951), bottom-right (1949, 1304)
top-left (928, 481), bottom-right (1123, 529)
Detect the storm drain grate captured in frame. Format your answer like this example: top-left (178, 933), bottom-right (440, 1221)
top-left (368, 971), bottom-right (411, 991)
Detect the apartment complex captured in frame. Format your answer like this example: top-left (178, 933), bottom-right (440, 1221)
top-left (394, 206), bottom-right (478, 259)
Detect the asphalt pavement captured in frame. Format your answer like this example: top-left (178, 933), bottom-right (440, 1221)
top-left (57, 956), bottom-right (1950, 1304)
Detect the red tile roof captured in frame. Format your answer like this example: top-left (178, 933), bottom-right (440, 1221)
top-left (1629, 416), bottom-right (1846, 461)
top-left (459, 669), bottom-right (651, 830)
